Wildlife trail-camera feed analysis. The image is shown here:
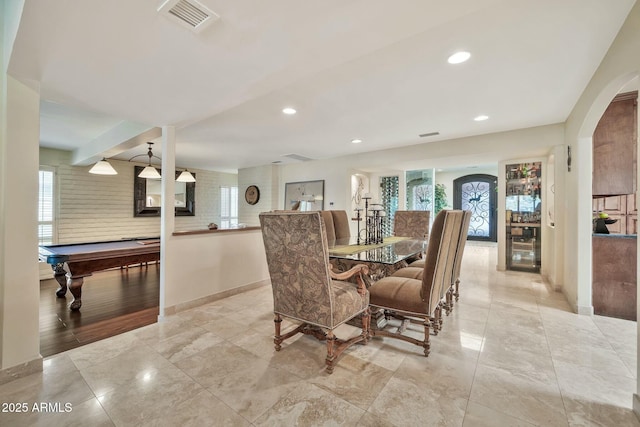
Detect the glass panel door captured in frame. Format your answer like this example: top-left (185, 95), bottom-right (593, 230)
top-left (454, 174), bottom-right (497, 242)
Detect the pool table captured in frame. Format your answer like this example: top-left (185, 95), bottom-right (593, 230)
top-left (39, 238), bottom-right (160, 311)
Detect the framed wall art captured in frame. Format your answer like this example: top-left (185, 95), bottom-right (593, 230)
top-left (284, 180), bottom-right (324, 211)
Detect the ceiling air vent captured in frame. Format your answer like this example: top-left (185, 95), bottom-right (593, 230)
top-left (419, 131), bottom-right (440, 138)
top-left (158, 0), bottom-right (219, 33)
top-left (283, 154), bottom-right (313, 162)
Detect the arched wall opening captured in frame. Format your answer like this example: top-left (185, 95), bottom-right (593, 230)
top-left (574, 72), bottom-right (639, 310)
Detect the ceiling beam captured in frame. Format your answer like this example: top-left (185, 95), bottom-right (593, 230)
top-left (71, 122), bottom-right (162, 166)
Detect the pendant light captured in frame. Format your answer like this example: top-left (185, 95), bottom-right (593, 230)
top-left (176, 169), bottom-right (196, 182)
top-left (89, 158), bottom-right (118, 175)
top-left (130, 142), bottom-right (161, 180)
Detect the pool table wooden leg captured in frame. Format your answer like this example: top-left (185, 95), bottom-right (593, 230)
top-left (68, 277), bottom-right (83, 311)
top-left (53, 263), bottom-right (68, 298)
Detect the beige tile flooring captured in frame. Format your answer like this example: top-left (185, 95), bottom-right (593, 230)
top-left (2, 242), bottom-right (639, 426)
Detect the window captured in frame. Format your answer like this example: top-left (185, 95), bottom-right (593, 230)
top-left (220, 186), bottom-right (238, 228)
top-left (38, 167), bottom-right (55, 245)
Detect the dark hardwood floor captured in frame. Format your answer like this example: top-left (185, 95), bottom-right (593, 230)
top-left (40, 264), bottom-right (160, 357)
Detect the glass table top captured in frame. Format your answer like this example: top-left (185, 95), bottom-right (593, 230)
top-left (328, 237), bottom-right (426, 265)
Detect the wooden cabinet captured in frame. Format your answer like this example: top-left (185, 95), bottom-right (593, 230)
top-left (592, 235), bottom-right (637, 320)
top-left (592, 91), bottom-right (637, 196)
top-left (629, 215), bottom-right (638, 235)
top-left (628, 193), bottom-right (638, 234)
top-left (592, 193), bottom-right (637, 234)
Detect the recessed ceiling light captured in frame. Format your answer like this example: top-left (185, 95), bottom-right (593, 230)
top-left (351, 139), bottom-right (362, 144)
top-left (474, 115), bottom-right (489, 121)
top-left (447, 51), bottom-right (471, 64)
top-left (282, 107), bottom-right (297, 115)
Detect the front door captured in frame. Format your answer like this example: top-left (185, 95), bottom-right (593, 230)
top-left (453, 174), bottom-right (497, 242)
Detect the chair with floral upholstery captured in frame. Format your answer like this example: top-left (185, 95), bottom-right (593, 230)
top-left (393, 210), bottom-right (431, 239)
top-left (367, 210), bottom-right (461, 356)
top-left (259, 211), bottom-right (370, 373)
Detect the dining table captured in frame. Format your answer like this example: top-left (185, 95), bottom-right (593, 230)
top-left (328, 235), bottom-right (426, 329)
top-left (328, 236), bottom-right (426, 284)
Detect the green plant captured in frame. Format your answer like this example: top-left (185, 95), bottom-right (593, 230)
top-left (434, 183), bottom-right (448, 214)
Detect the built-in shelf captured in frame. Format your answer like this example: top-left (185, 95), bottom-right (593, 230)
top-left (505, 161), bottom-right (542, 272)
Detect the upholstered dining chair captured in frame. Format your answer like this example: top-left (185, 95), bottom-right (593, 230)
top-left (331, 210), bottom-right (351, 240)
top-left (396, 210), bottom-right (471, 315)
top-left (259, 211), bottom-right (370, 373)
top-left (450, 210), bottom-right (472, 305)
top-left (393, 210), bottom-right (431, 239)
top-left (367, 210), bottom-right (461, 356)
top-left (320, 210), bottom-right (337, 244)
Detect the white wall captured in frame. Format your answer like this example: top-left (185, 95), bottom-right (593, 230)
top-left (281, 124), bottom-right (564, 255)
top-left (238, 164), bottom-right (279, 226)
top-left (162, 229), bottom-right (270, 311)
top-left (1, 52), bottom-right (41, 380)
top-left (39, 148), bottom-right (237, 243)
top-left (563, 2), bottom-right (640, 316)
top-left (282, 124), bottom-right (562, 183)
top-left (557, 2), bottom-right (640, 411)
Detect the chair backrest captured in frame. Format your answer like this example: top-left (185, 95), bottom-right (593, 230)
top-left (452, 210), bottom-right (472, 283)
top-left (420, 210), bottom-right (462, 313)
top-left (393, 210), bottom-right (431, 239)
top-left (320, 210), bottom-right (337, 244)
top-left (437, 210), bottom-right (465, 300)
top-left (331, 210), bottom-right (351, 240)
top-left (259, 211), bottom-right (335, 328)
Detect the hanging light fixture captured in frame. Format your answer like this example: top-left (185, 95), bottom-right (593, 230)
top-left (89, 158), bottom-right (118, 175)
top-left (129, 142), bottom-right (161, 179)
top-left (176, 169), bottom-right (196, 182)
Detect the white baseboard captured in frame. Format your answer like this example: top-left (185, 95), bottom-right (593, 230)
top-left (160, 279), bottom-right (270, 319)
top-left (576, 304), bottom-right (594, 316)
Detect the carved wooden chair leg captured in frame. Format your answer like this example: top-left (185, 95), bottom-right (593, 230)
top-left (361, 308), bottom-right (371, 342)
top-left (274, 314), bottom-right (283, 351)
top-left (422, 318), bottom-right (431, 356)
top-left (438, 302), bottom-right (444, 330)
top-left (325, 330), bottom-right (337, 373)
top-left (432, 305), bottom-right (442, 334)
top-left (454, 279), bottom-right (461, 301)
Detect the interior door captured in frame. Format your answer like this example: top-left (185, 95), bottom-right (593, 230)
top-left (453, 174), bottom-right (497, 242)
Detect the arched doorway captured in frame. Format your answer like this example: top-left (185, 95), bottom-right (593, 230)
top-left (453, 174), bottom-right (497, 242)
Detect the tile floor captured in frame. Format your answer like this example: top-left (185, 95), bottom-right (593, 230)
top-left (1, 242), bottom-right (639, 426)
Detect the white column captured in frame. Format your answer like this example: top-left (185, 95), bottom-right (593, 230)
top-left (574, 138), bottom-right (594, 315)
top-left (158, 126), bottom-right (176, 319)
top-left (0, 74), bottom-right (41, 371)
top-left (636, 75), bottom-right (640, 416)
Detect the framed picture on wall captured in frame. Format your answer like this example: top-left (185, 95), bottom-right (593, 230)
top-left (284, 180), bottom-right (324, 211)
